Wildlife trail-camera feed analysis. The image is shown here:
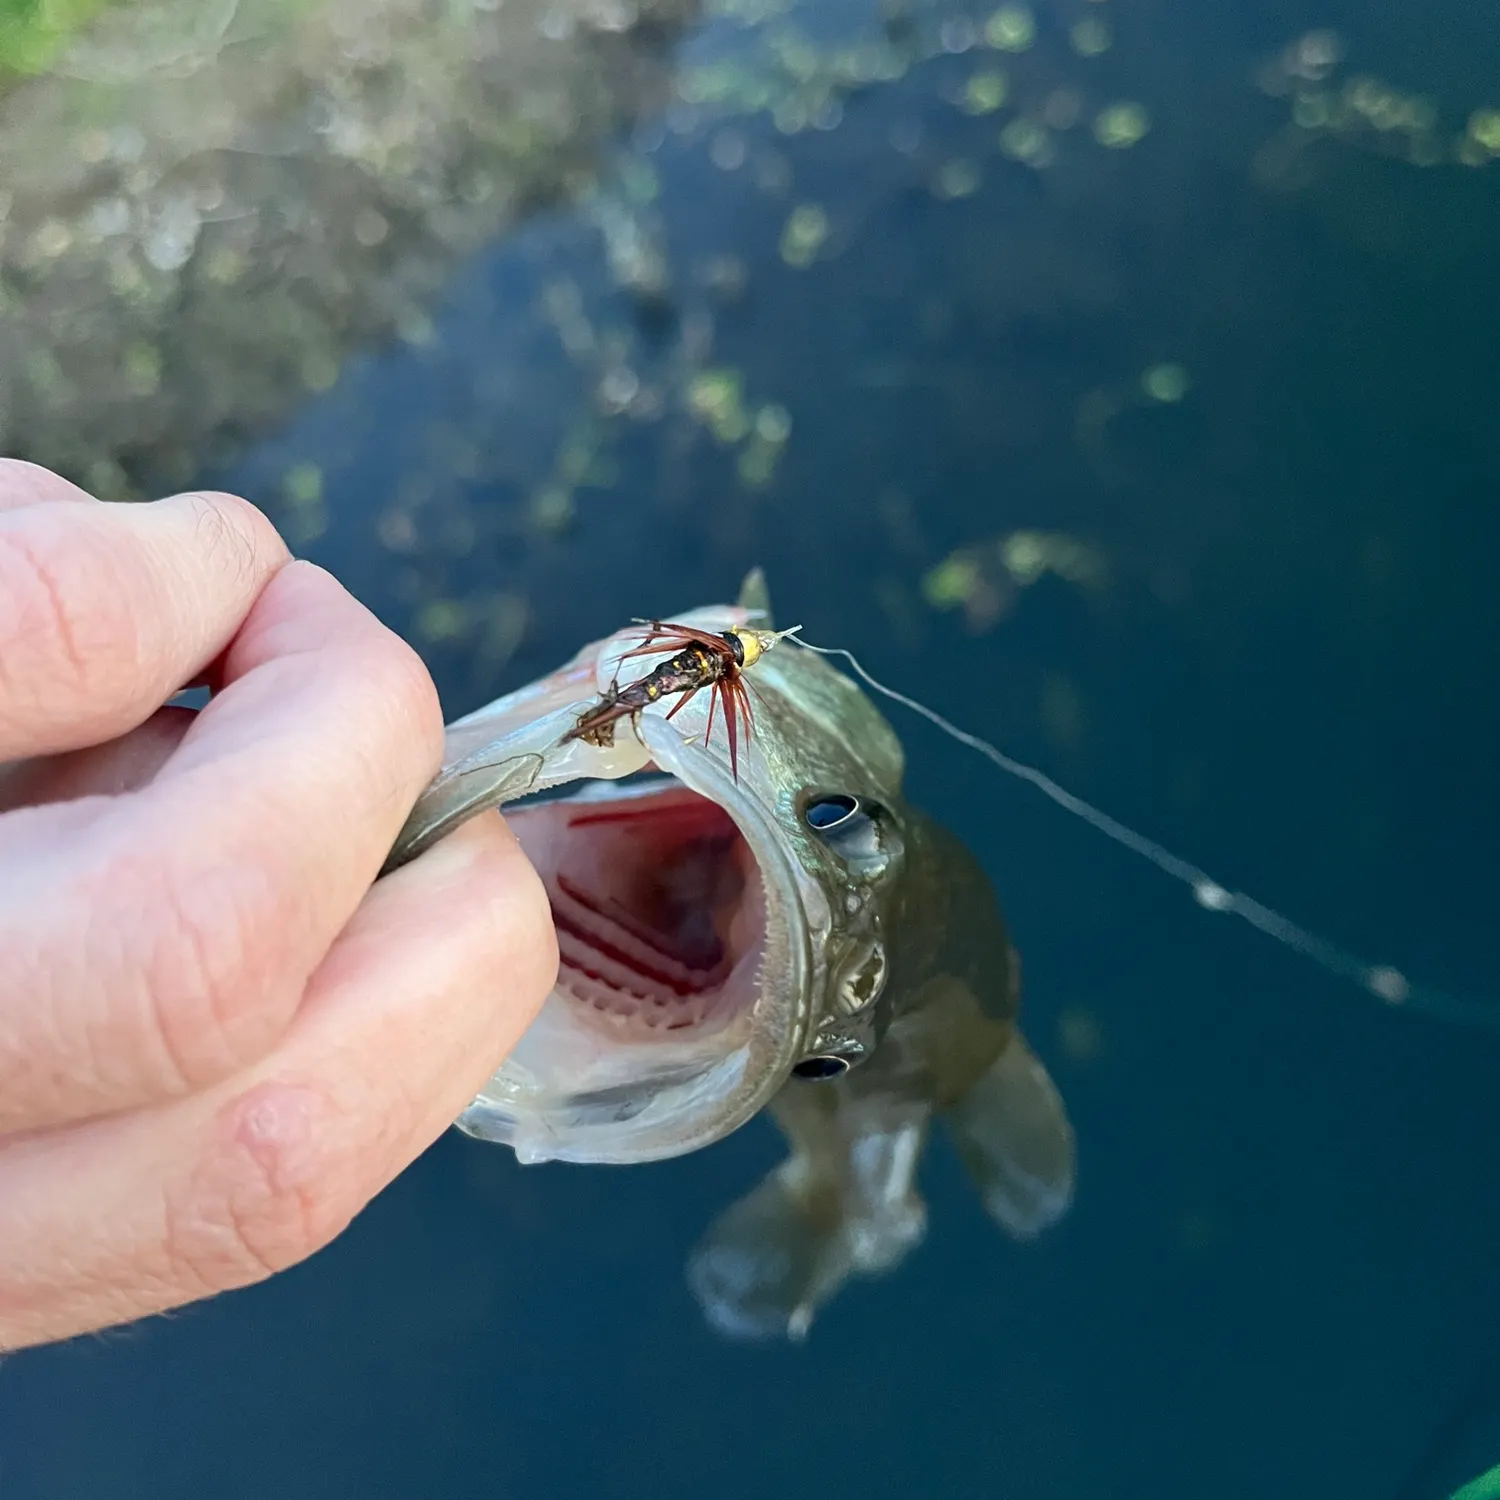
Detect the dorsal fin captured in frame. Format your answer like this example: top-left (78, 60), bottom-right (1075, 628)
top-left (737, 568), bottom-right (773, 626)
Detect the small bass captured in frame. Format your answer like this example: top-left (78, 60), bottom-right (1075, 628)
top-left (388, 571), bottom-right (1075, 1338)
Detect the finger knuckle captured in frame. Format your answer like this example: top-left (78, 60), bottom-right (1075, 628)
top-left (356, 629), bottom-right (444, 814)
top-left (175, 490), bottom-right (288, 588)
top-left (374, 630), bottom-right (444, 751)
top-left (163, 1085), bottom-right (361, 1294)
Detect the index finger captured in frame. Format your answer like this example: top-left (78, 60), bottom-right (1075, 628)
top-left (0, 463), bottom-right (290, 760)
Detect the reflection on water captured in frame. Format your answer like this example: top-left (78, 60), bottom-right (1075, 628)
top-left (4, 0), bottom-right (1500, 1496)
top-left (0, 0), bottom-right (695, 495)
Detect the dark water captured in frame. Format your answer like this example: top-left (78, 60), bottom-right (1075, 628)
top-left (5, 0), bottom-right (1500, 1496)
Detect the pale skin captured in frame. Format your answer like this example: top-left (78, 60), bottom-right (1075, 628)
top-left (0, 460), bottom-right (559, 1353)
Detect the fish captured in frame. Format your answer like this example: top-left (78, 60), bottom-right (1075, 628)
top-left (386, 570), bottom-right (1075, 1338)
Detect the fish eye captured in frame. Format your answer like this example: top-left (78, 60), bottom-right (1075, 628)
top-left (792, 1056), bottom-right (851, 1080)
top-left (803, 793), bottom-right (886, 866)
top-left (804, 794), bottom-right (860, 831)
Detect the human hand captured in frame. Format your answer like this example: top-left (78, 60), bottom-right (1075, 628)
top-left (0, 461), bottom-right (557, 1352)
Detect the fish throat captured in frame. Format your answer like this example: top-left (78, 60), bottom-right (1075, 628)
top-left (510, 780), bottom-right (767, 1039)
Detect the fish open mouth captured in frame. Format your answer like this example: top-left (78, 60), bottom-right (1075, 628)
top-left (509, 778), bottom-right (767, 1039)
top-left (395, 600), bottom-right (821, 1164)
top-left (455, 714), bottom-right (810, 1165)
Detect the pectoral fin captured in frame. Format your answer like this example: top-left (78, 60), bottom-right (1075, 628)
top-left (737, 567), bottom-right (773, 624)
top-left (688, 1114), bottom-right (929, 1341)
top-left (687, 1171), bottom-right (852, 1342)
top-left (945, 1031), bottom-right (1075, 1239)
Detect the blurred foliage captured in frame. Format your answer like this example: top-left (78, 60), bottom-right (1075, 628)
top-left (0, 0), bottom-right (112, 77)
top-left (923, 532), bottom-right (1108, 633)
top-left (1258, 29), bottom-right (1500, 173)
top-left (0, 0), bottom-right (696, 497)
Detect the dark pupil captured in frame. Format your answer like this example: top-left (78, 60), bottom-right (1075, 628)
top-left (720, 631), bottom-right (746, 667)
top-left (805, 794), bottom-right (858, 830)
top-left (793, 1056), bottom-right (849, 1080)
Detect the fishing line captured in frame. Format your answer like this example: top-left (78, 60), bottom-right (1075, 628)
top-left (786, 635), bottom-right (1497, 1035)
